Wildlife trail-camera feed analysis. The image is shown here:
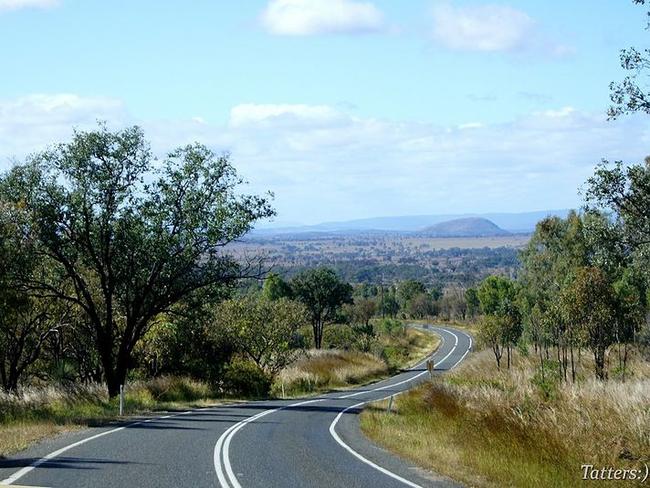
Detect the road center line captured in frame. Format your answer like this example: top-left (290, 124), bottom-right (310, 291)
top-left (328, 328), bottom-right (472, 488)
top-left (214, 326), bottom-right (471, 488)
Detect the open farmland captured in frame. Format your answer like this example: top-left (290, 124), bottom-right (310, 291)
top-left (229, 233), bottom-right (530, 285)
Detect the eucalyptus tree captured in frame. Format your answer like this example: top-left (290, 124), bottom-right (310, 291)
top-left (0, 124), bottom-right (274, 397)
top-left (291, 267), bottom-right (353, 349)
top-left (216, 296), bottom-right (308, 375)
top-left (0, 203), bottom-right (68, 391)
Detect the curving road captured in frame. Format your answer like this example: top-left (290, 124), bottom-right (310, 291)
top-left (0, 326), bottom-right (472, 488)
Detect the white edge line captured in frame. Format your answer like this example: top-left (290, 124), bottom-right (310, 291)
top-left (338, 328), bottom-right (454, 400)
top-left (216, 327), bottom-right (472, 488)
top-left (328, 328), bottom-right (472, 488)
top-left (329, 400), bottom-right (423, 488)
top-left (2, 408), bottom-right (213, 485)
top-left (214, 398), bottom-right (325, 488)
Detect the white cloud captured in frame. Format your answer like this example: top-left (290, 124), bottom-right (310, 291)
top-left (229, 103), bottom-right (346, 128)
top-left (260, 0), bottom-right (385, 36)
top-left (432, 3), bottom-right (534, 52)
top-left (2, 94), bottom-right (649, 223)
top-left (0, 0), bottom-right (58, 12)
top-left (0, 94), bottom-right (127, 156)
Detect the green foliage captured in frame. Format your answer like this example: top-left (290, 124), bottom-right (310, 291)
top-left (396, 280), bottom-right (426, 310)
top-left (478, 275), bottom-right (516, 316)
top-left (343, 298), bottom-right (377, 326)
top-left (322, 324), bottom-right (357, 350)
top-left (222, 358), bottom-right (272, 398)
top-left (0, 124), bottom-right (274, 396)
top-left (262, 272), bottom-right (293, 301)
top-left (465, 287), bottom-right (480, 318)
top-left (561, 267), bottom-right (617, 379)
top-left (290, 267), bottom-right (353, 349)
top-left (378, 318), bottom-right (404, 337)
top-left (531, 360), bottom-right (562, 400)
top-left (215, 296), bottom-right (308, 375)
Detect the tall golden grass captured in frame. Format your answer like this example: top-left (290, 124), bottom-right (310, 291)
top-left (361, 347), bottom-right (650, 487)
top-left (274, 349), bottom-right (388, 396)
top-left (273, 327), bottom-right (440, 396)
top-left (0, 376), bottom-right (219, 457)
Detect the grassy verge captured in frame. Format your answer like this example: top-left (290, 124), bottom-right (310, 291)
top-left (0, 376), bottom-right (225, 457)
top-left (273, 326), bottom-right (440, 397)
top-left (361, 348), bottom-right (650, 488)
top-left (0, 325), bottom-right (441, 457)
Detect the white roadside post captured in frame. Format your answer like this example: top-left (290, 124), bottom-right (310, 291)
top-left (387, 394), bottom-right (394, 413)
top-left (119, 384), bottom-right (124, 416)
top-left (426, 359), bottom-right (434, 380)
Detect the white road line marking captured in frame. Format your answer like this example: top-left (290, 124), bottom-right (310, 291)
top-left (214, 398), bottom-right (325, 488)
top-left (0, 408), bottom-right (210, 486)
top-left (329, 400), bottom-right (423, 488)
top-left (213, 326), bottom-right (472, 488)
top-left (339, 327), bottom-right (459, 400)
top-left (327, 328), bottom-right (472, 488)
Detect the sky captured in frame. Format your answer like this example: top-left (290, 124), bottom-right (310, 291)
top-left (1, 0), bottom-right (649, 225)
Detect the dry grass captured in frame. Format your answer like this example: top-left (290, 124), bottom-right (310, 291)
top-left (1, 422), bottom-right (84, 455)
top-left (274, 327), bottom-right (440, 397)
top-left (361, 347), bottom-right (650, 487)
top-left (0, 376), bottom-right (221, 458)
top-left (275, 349), bottom-right (388, 396)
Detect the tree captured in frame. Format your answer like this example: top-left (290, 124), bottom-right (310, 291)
top-left (262, 272), bottom-right (293, 301)
top-left (478, 276), bottom-right (521, 368)
top-left (478, 315), bottom-right (506, 369)
top-left (344, 298), bottom-right (377, 327)
top-left (215, 297), bottom-right (308, 375)
top-left (562, 267), bottom-right (617, 380)
top-left (408, 293), bottom-right (435, 319)
top-left (0, 125), bottom-right (274, 397)
top-left (478, 276), bottom-right (516, 316)
top-left (379, 290), bottom-right (399, 318)
top-left (608, 1), bottom-right (650, 119)
top-left (396, 280), bottom-right (426, 310)
top-left (291, 267), bottom-right (353, 349)
top-left (0, 202), bottom-right (68, 391)
top-left (465, 287), bottom-right (480, 319)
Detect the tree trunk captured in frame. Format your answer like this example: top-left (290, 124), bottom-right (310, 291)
top-left (313, 320), bottom-right (324, 349)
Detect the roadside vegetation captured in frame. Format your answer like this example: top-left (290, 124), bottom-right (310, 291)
top-left (0, 126), bottom-right (442, 457)
top-left (273, 324), bottom-right (439, 397)
top-left (362, 346), bottom-right (650, 488)
top-left (0, 376), bottom-right (220, 456)
top-left (363, 5), bottom-right (650, 484)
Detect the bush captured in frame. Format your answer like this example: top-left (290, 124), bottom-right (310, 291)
top-left (143, 376), bottom-right (214, 402)
top-left (530, 359), bottom-right (562, 400)
top-left (323, 324), bottom-right (357, 350)
top-left (222, 358), bottom-right (272, 398)
top-left (377, 318), bottom-right (404, 337)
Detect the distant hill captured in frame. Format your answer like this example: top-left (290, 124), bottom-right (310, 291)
top-left (254, 209), bottom-right (570, 236)
top-left (418, 217), bottom-right (510, 237)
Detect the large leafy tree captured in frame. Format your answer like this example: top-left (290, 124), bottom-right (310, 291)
top-left (0, 125), bottom-right (274, 397)
top-left (0, 203), bottom-right (68, 391)
top-left (215, 296), bottom-right (308, 375)
top-left (478, 275), bottom-right (521, 368)
top-left (291, 267), bottom-right (353, 349)
top-left (562, 267), bottom-right (617, 380)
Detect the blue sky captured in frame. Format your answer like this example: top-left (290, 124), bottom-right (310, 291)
top-left (1, 0), bottom-right (649, 225)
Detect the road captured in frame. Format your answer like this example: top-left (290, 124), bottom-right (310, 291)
top-left (0, 326), bottom-right (472, 488)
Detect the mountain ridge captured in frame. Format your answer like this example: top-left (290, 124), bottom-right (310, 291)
top-left (417, 217), bottom-right (510, 237)
top-left (254, 209), bottom-right (570, 235)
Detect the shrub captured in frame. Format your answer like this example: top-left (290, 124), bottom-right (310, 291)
top-left (323, 324), bottom-right (357, 350)
top-left (222, 358), bottom-right (272, 398)
top-left (378, 318), bottom-right (404, 337)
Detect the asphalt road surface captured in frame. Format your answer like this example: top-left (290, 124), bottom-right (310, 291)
top-left (0, 325), bottom-right (472, 488)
